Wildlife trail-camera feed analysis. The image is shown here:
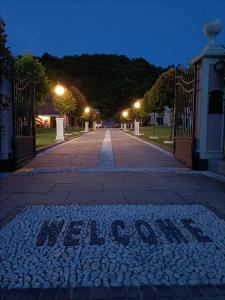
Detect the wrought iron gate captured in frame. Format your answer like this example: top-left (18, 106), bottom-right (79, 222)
top-left (174, 66), bottom-right (196, 168)
top-left (13, 63), bottom-right (36, 169)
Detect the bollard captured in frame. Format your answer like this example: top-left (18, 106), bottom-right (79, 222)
top-left (134, 121), bottom-right (140, 135)
top-left (56, 118), bottom-right (65, 140)
top-left (85, 121), bottom-right (89, 132)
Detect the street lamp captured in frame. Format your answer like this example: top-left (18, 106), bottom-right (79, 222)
top-left (54, 84), bottom-right (65, 96)
top-left (134, 101), bottom-right (141, 109)
top-left (84, 107), bottom-right (90, 132)
top-left (122, 110), bottom-right (128, 118)
top-left (84, 106), bottom-right (90, 114)
top-left (133, 100), bottom-right (141, 121)
top-left (54, 84), bottom-right (66, 141)
top-left (122, 110), bottom-right (128, 131)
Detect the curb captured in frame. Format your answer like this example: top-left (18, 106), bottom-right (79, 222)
top-left (123, 131), bottom-right (173, 157)
top-left (36, 132), bottom-right (87, 157)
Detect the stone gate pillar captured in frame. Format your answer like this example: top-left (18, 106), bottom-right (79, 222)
top-left (191, 20), bottom-right (225, 169)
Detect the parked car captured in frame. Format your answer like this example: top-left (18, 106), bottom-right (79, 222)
top-left (112, 122), bottom-right (120, 128)
top-left (96, 122), bottom-right (103, 128)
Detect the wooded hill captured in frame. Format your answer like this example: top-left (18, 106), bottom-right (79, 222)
top-left (40, 53), bottom-right (166, 119)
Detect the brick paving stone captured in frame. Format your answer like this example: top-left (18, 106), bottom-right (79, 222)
top-left (109, 287), bottom-right (126, 299)
top-left (19, 289), bottom-right (40, 300)
top-left (66, 191), bottom-right (126, 204)
top-left (0, 289), bottom-right (24, 300)
top-left (190, 286), bottom-right (206, 297)
top-left (73, 287), bottom-right (91, 300)
top-left (140, 286), bottom-right (156, 299)
top-left (55, 288), bottom-right (72, 300)
top-left (0, 206), bottom-right (24, 229)
top-left (0, 193), bottom-right (12, 204)
top-left (155, 286), bottom-right (172, 298)
top-left (202, 285), bottom-right (221, 297)
top-left (126, 287), bottom-right (141, 299)
top-left (111, 130), bottom-right (183, 169)
top-left (170, 286), bottom-right (192, 298)
top-left (1, 286), bottom-right (225, 300)
top-left (214, 285), bottom-right (225, 295)
top-left (52, 182), bottom-right (103, 192)
top-left (1, 183), bottom-right (54, 193)
top-left (25, 131), bottom-right (105, 169)
top-left (1, 191), bottom-right (68, 206)
top-left (91, 287), bottom-right (111, 299)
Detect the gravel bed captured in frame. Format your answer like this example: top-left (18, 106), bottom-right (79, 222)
top-left (1, 204), bottom-right (225, 289)
top-left (13, 167), bottom-right (200, 175)
top-left (10, 167), bottom-right (225, 183)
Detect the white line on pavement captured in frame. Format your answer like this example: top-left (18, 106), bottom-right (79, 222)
top-left (98, 130), bottom-right (115, 168)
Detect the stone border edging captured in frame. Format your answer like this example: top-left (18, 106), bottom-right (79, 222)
top-left (123, 131), bottom-right (173, 157)
top-left (36, 132), bottom-right (88, 157)
top-left (10, 167), bottom-right (225, 182)
top-left (13, 167), bottom-right (195, 175)
top-left (1, 284), bottom-right (225, 300)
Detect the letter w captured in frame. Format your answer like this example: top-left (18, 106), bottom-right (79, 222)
top-left (36, 220), bottom-right (64, 247)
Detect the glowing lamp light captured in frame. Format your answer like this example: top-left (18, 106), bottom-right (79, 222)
top-left (84, 107), bottom-right (90, 113)
top-left (55, 84), bottom-right (65, 96)
top-left (122, 111), bottom-right (128, 118)
top-left (134, 101), bottom-right (141, 109)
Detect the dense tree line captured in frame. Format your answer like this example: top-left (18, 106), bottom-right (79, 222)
top-left (143, 67), bottom-right (175, 114)
top-left (39, 53), bottom-right (166, 119)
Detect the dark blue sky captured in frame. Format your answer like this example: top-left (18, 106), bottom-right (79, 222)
top-left (1, 0), bottom-right (225, 67)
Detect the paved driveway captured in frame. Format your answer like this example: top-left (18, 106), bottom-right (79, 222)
top-left (0, 129), bottom-right (225, 300)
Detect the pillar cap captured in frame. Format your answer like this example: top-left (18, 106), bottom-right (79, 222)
top-left (191, 19), bottom-right (225, 64)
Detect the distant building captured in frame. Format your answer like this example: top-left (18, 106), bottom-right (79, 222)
top-left (35, 101), bottom-right (59, 128)
top-left (150, 106), bottom-right (172, 126)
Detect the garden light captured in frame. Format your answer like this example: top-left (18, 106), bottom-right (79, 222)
top-left (122, 111), bottom-right (128, 118)
top-left (84, 107), bottom-right (90, 113)
top-left (134, 101), bottom-right (141, 109)
top-left (55, 84), bottom-right (65, 96)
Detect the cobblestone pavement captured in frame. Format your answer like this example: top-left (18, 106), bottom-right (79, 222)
top-left (0, 129), bottom-right (225, 300)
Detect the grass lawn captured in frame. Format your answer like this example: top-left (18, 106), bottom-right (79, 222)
top-left (138, 126), bottom-right (174, 150)
top-left (36, 127), bottom-right (82, 150)
top-left (137, 126), bottom-right (225, 154)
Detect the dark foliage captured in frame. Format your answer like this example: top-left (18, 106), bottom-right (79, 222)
top-left (40, 53), bottom-right (165, 119)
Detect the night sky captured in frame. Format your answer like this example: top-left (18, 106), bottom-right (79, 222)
top-left (1, 0), bottom-right (225, 67)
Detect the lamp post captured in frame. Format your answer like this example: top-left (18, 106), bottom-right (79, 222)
top-left (84, 106), bottom-right (90, 132)
top-left (54, 84), bottom-right (65, 97)
top-left (133, 100), bottom-right (141, 122)
top-left (122, 110), bottom-right (128, 131)
top-left (133, 101), bottom-right (141, 136)
top-left (54, 84), bottom-right (65, 141)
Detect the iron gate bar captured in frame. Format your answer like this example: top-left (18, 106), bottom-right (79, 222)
top-left (12, 61), bottom-right (36, 169)
top-left (174, 65), bottom-right (196, 168)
